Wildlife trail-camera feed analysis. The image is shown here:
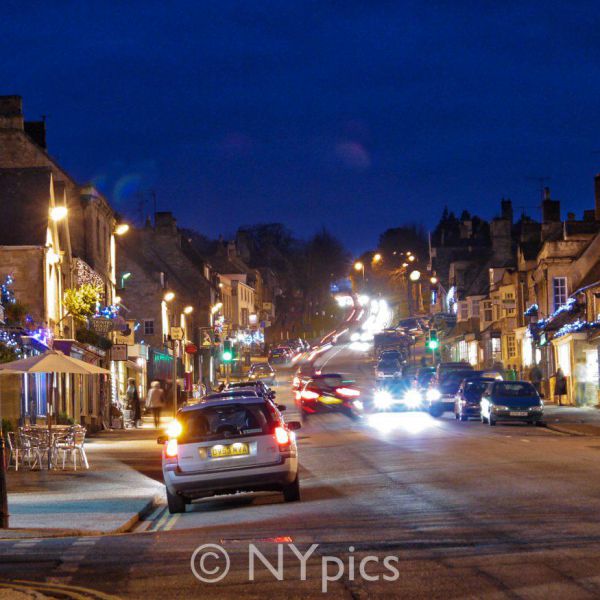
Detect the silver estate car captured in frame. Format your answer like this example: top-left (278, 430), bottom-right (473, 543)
top-left (160, 396), bottom-right (301, 513)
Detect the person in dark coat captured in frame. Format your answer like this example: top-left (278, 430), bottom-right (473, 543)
top-left (126, 378), bottom-right (142, 427)
top-left (554, 368), bottom-right (567, 406)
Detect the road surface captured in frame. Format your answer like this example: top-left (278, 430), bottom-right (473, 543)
top-left (3, 344), bottom-right (600, 598)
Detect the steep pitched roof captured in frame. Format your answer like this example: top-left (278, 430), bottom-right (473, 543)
top-left (0, 167), bottom-right (52, 246)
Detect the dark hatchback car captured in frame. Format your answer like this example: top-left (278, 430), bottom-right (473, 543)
top-left (296, 374), bottom-right (362, 421)
top-left (480, 381), bottom-right (544, 426)
top-left (454, 377), bottom-right (496, 421)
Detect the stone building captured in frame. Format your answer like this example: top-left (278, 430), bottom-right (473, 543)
top-left (116, 213), bottom-right (217, 392)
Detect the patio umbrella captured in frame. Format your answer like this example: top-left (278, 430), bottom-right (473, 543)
top-left (0, 350), bottom-right (111, 459)
top-left (0, 349), bottom-right (110, 375)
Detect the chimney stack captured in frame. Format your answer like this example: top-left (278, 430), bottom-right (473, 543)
top-left (542, 187), bottom-right (561, 222)
top-left (0, 95), bottom-right (24, 130)
top-left (594, 174), bottom-right (600, 221)
top-left (501, 198), bottom-right (513, 224)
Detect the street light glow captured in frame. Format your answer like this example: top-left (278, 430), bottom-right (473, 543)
top-left (164, 291), bottom-right (175, 302)
top-left (354, 261), bottom-right (364, 271)
top-left (183, 305), bottom-right (193, 314)
top-left (430, 276), bottom-right (438, 284)
top-left (115, 223), bottom-right (130, 236)
top-left (373, 253), bottom-right (382, 263)
top-left (408, 255), bottom-right (416, 262)
top-left (50, 206), bottom-right (68, 221)
top-left (409, 270), bottom-right (421, 281)
top-left (211, 302), bottom-right (223, 314)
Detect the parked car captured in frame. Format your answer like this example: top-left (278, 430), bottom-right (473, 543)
top-left (375, 358), bottom-right (402, 380)
top-left (160, 396), bottom-right (302, 513)
top-left (480, 380), bottom-right (544, 426)
top-left (269, 347), bottom-right (291, 364)
top-left (248, 362), bottom-right (276, 386)
top-left (454, 377), bottom-right (497, 421)
top-left (226, 379), bottom-right (274, 398)
top-left (296, 374), bottom-right (363, 421)
top-left (426, 368), bottom-right (477, 416)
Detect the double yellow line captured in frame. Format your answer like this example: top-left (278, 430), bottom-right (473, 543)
top-left (151, 508), bottom-right (180, 532)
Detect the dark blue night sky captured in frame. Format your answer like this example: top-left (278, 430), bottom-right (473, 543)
top-left (3, 1), bottom-right (600, 252)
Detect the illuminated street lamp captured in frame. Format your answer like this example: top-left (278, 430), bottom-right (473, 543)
top-left (354, 261), bottom-right (365, 280)
top-left (211, 302), bottom-right (223, 314)
top-left (408, 255), bottom-right (416, 262)
top-left (372, 253), bottom-right (382, 264)
top-left (402, 262), bottom-right (409, 268)
top-left (115, 223), bottom-right (130, 236)
top-left (164, 291), bottom-right (175, 302)
top-left (409, 270), bottom-right (421, 282)
top-left (50, 206), bottom-right (68, 221)
top-left (430, 276), bottom-right (438, 285)
top-left (183, 305), bottom-right (194, 315)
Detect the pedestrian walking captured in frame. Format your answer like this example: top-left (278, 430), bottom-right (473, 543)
top-left (554, 368), bottom-right (567, 405)
top-left (126, 378), bottom-right (142, 427)
top-left (530, 362), bottom-right (543, 395)
top-left (146, 381), bottom-right (165, 428)
top-left (574, 359), bottom-right (587, 405)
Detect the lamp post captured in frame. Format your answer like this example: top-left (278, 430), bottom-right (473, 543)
top-left (354, 261), bottom-right (365, 280)
top-left (164, 291), bottom-right (177, 417)
top-left (0, 400), bottom-right (7, 527)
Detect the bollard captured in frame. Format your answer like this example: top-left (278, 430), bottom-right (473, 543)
top-left (0, 436), bottom-right (8, 528)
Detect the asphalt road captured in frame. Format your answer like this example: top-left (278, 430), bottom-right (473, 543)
top-left (3, 344), bottom-right (600, 599)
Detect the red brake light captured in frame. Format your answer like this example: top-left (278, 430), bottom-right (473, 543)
top-left (165, 438), bottom-right (178, 458)
top-left (301, 390), bottom-right (319, 400)
top-left (336, 387), bottom-right (360, 398)
top-left (274, 426), bottom-right (290, 446)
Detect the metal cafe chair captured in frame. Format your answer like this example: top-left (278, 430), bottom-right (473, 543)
top-left (5, 431), bottom-right (21, 471)
top-left (23, 428), bottom-right (51, 470)
top-left (56, 426), bottom-right (89, 470)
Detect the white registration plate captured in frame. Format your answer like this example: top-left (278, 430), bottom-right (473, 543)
top-left (510, 411), bottom-right (528, 417)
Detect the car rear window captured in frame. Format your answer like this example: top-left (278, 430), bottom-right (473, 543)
top-left (179, 403), bottom-right (276, 443)
top-left (494, 382), bottom-right (536, 397)
top-left (464, 380), bottom-right (491, 396)
top-left (379, 360), bottom-right (399, 369)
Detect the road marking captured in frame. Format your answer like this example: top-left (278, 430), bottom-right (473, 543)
top-left (163, 514), bottom-right (180, 531)
top-left (150, 507), bottom-right (170, 532)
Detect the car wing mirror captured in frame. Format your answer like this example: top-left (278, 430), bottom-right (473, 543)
top-left (157, 435), bottom-right (167, 445)
top-left (287, 421), bottom-right (302, 431)
top-left (277, 404), bottom-right (287, 411)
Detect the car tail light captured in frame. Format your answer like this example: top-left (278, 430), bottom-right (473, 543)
top-left (336, 387), bottom-right (360, 398)
top-left (301, 390), bottom-right (319, 400)
top-left (166, 419), bottom-right (182, 439)
top-left (274, 426), bottom-right (291, 447)
top-left (165, 438), bottom-right (178, 458)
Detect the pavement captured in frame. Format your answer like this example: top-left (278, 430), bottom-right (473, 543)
top-left (543, 404), bottom-right (600, 436)
top-left (1, 419), bottom-right (165, 539)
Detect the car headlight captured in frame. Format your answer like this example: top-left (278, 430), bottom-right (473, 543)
top-left (353, 400), bottom-right (364, 411)
top-left (404, 389), bottom-right (422, 408)
top-left (376, 371), bottom-right (384, 377)
top-left (492, 405), bottom-right (510, 412)
top-left (529, 405), bottom-right (543, 411)
top-left (374, 389), bottom-right (393, 409)
top-left (426, 388), bottom-right (441, 402)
